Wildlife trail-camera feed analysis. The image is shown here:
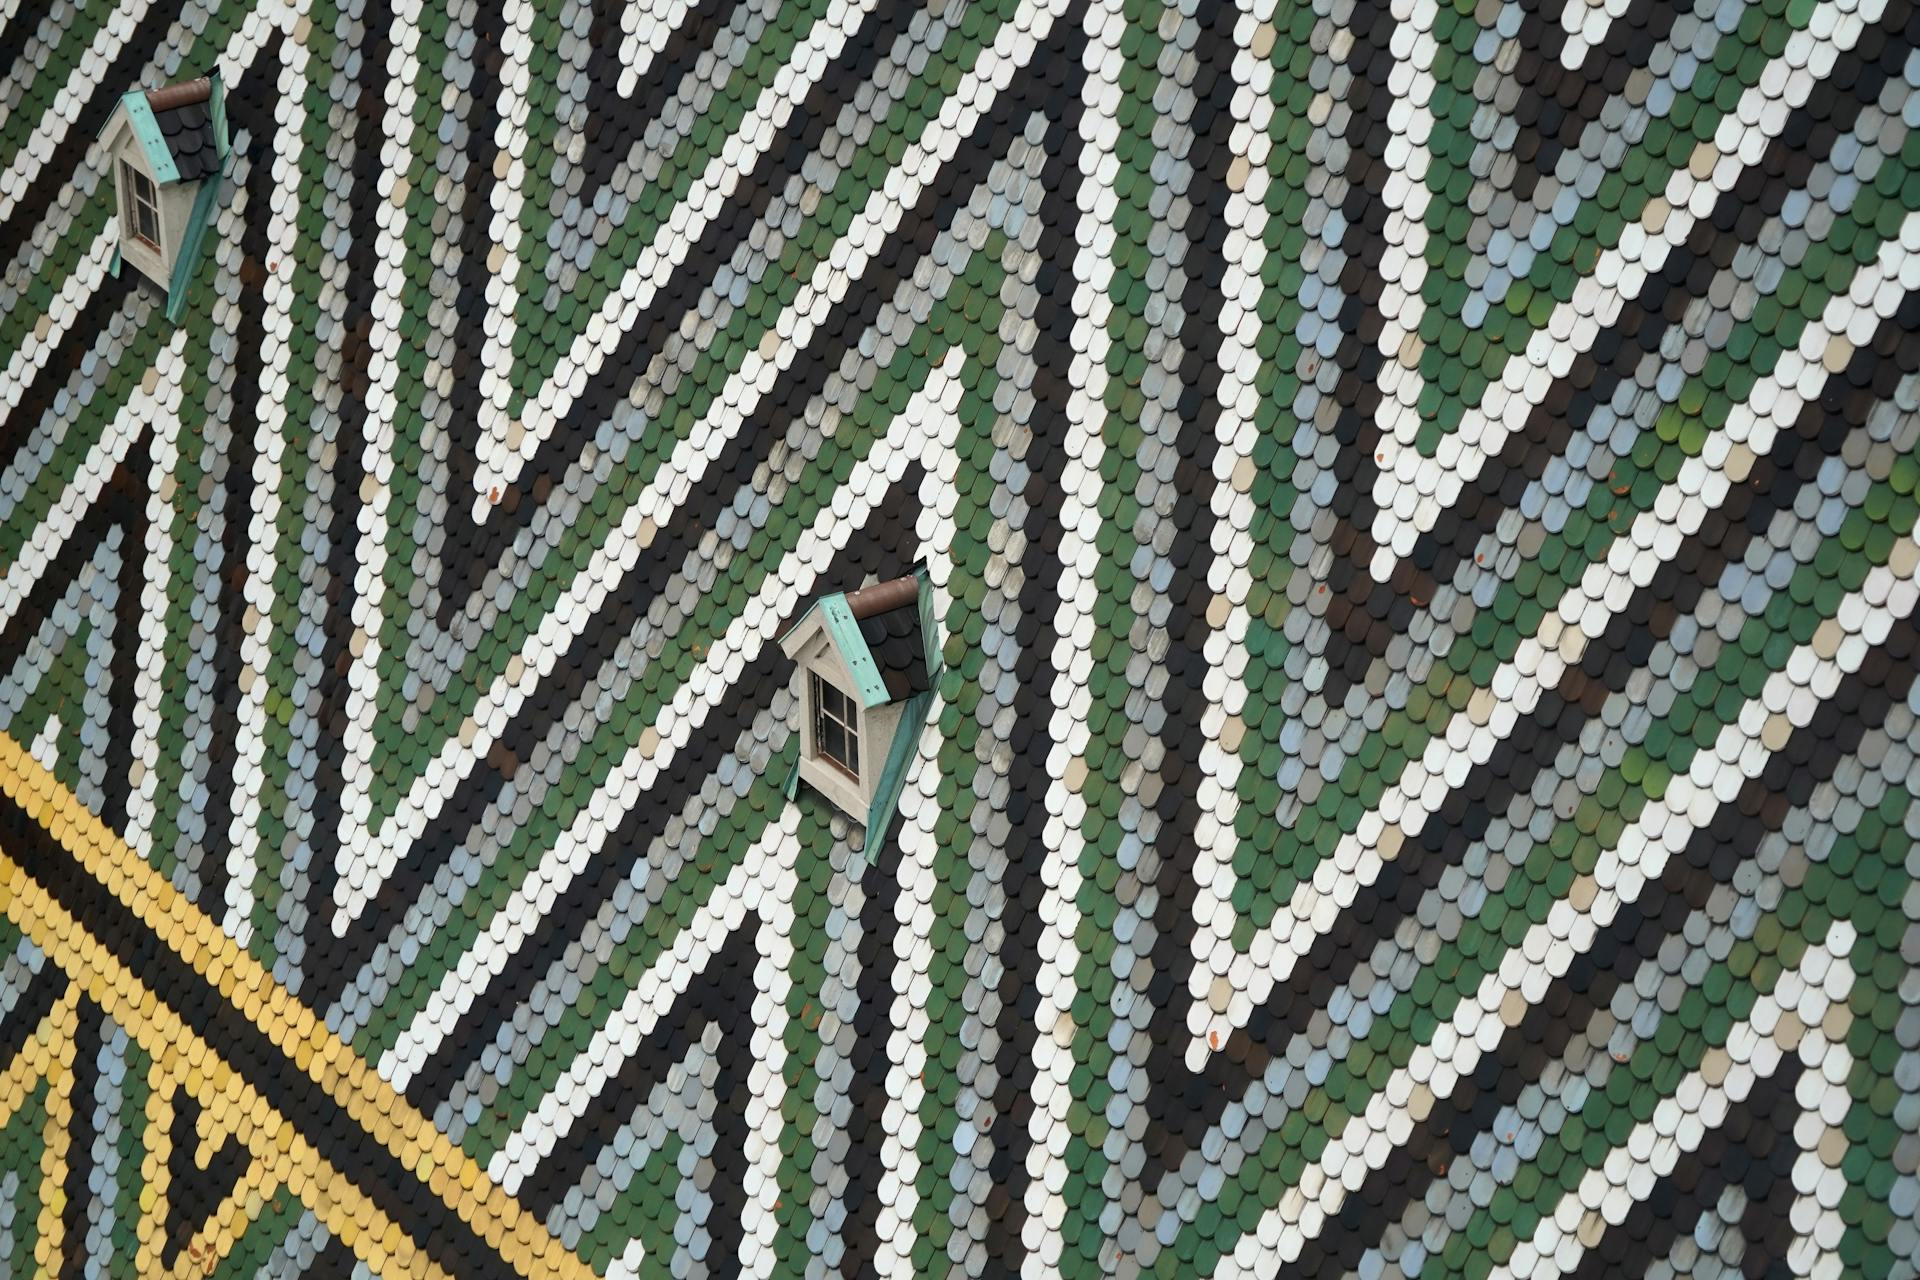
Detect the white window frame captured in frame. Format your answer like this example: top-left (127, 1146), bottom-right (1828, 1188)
top-left (119, 159), bottom-right (162, 250)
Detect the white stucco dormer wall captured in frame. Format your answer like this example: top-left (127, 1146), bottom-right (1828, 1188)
top-left (791, 624), bottom-right (893, 824)
top-left (103, 114), bottom-right (185, 291)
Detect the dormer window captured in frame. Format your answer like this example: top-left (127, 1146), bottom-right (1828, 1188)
top-left (779, 568), bottom-right (941, 832)
top-left (99, 74), bottom-right (232, 321)
top-left (120, 160), bottom-right (161, 247)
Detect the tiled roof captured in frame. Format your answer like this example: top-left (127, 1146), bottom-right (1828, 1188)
top-left (1, 0), bottom-right (1919, 1273)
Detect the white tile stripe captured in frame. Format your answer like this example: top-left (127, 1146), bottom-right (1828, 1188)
top-left (224, 23), bottom-right (309, 949)
top-left (486, 805), bottom-right (800, 1193)
top-left (473, 0), bottom-right (888, 498)
top-left (1214, 545), bottom-right (1920, 1272)
top-left (1488, 925), bottom-right (1856, 1280)
top-left (1365, 0), bottom-right (1441, 512)
top-left (0, 229), bottom-right (114, 413)
top-left (603, 1237), bottom-right (650, 1280)
top-left (873, 719), bottom-right (948, 1279)
top-left (1786, 1049), bottom-right (1853, 1280)
top-left (0, 329), bottom-right (191, 638)
top-left (1190, 199), bottom-right (1920, 1064)
top-left (336, 0), bottom-right (1067, 924)
top-left (474, 0), bottom-right (537, 488)
top-left (1021, 0), bottom-right (1124, 1266)
top-left (337, 0), bottom-right (425, 909)
top-left (869, 386), bottom-right (964, 1280)
top-left (617, 0), bottom-right (700, 97)
top-left (1367, 0), bottom-right (1887, 578)
top-left (125, 338), bottom-right (190, 867)
top-left (377, 352), bottom-right (967, 1086)
top-left (1559, 0), bottom-right (1638, 69)
top-left (1192, 0), bottom-right (1279, 1069)
top-left (27, 715), bottom-right (61, 777)
top-left (740, 895), bottom-right (793, 1279)
top-left (0, 0), bottom-right (159, 224)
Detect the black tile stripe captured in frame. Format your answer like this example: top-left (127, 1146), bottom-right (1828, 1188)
top-left (161, 1090), bottom-right (246, 1269)
top-left (1502, 0), bottom-right (1681, 202)
top-left (0, 272), bottom-right (137, 465)
top-left (98, 439), bottom-right (148, 836)
top-left (0, 795), bottom-right (519, 1280)
top-left (836, 815), bottom-right (904, 1280)
top-left (1135, 0), bottom-right (1397, 1196)
top-left (0, 455), bottom-right (141, 676)
top-left (575, 0), bottom-right (751, 196)
top-left (1402, 16), bottom-right (1905, 593)
top-left (0, 437), bottom-right (146, 836)
top-left (436, 0), bottom-right (744, 577)
top-left (435, 0), bottom-right (941, 615)
top-left (1293, 605), bottom-right (1920, 1275)
top-left (304, 1230), bottom-right (359, 1279)
top-left (0, 962), bottom-right (67, 1098)
top-left (57, 997), bottom-right (102, 1280)
top-left (1319, 12), bottom-right (1901, 715)
top-left (1131, 0), bottom-right (1241, 1223)
top-left (981, 20), bottom-right (1086, 1270)
top-left (1142, 287), bottom-right (1920, 1190)
top-left (386, 13), bottom-right (1092, 1084)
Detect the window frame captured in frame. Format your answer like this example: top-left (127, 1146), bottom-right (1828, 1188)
top-left (120, 158), bottom-right (162, 250)
top-left (809, 671), bottom-right (862, 780)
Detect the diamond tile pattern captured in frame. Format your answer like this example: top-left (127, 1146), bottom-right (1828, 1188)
top-left (0, 0), bottom-right (1918, 1273)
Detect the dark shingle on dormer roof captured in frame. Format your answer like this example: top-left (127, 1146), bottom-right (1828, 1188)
top-left (857, 601), bottom-right (930, 703)
top-left (147, 88), bottom-right (219, 183)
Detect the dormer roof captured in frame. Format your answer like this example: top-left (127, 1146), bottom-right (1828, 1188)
top-left (779, 567), bottom-right (935, 708)
top-left (102, 74), bottom-right (229, 184)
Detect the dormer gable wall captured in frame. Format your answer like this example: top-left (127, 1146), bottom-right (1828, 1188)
top-left (782, 606), bottom-right (881, 821)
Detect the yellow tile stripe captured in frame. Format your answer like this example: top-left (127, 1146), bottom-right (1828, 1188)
top-left (0, 855), bottom-right (461, 1279)
top-left (0, 982), bottom-right (78, 1277)
top-left (0, 732), bottom-right (593, 1280)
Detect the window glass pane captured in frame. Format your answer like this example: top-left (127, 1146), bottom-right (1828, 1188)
top-left (122, 163), bottom-right (160, 244)
top-left (810, 674), bottom-right (860, 775)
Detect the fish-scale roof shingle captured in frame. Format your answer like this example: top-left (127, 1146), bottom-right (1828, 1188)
top-left (0, 0), bottom-right (1916, 1274)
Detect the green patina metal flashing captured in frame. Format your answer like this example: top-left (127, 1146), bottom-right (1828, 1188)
top-left (866, 688), bottom-right (934, 838)
top-left (865, 567), bottom-right (939, 838)
top-left (820, 594), bottom-right (891, 708)
top-left (118, 92), bottom-right (180, 184)
top-left (211, 76), bottom-right (229, 161)
top-left (915, 566), bottom-right (939, 686)
top-left (165, 157), bottom-right (228, 323)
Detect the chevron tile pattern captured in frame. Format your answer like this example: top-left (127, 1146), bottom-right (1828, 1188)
top-left (1, 0), bottom-right (1920, 1273)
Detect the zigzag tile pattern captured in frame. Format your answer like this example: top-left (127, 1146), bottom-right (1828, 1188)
top-left (0, 0), bottom-right (1918, 1273)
